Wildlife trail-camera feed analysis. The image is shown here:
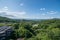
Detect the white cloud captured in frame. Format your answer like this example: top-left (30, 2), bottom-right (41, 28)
top-left (47, 11), bottom-right (57, 14)
top-left (40, 8), bottom-right (45, 11)
top-left (7, 11), bottom-right (26, 16)
top-left (2, 6), bottom-right (8, 11)
top-left (20, 3), bottom-right (24, 6)
top-left (0, 10), bottom-right (27, 19)
top-left (0, 6), bottom-right (28, 19)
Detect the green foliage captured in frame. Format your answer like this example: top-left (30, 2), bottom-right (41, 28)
top-left (0, 16), bottom-right (60, 40)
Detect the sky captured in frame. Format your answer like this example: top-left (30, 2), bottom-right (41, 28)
top-left (0, 0), bottom-right (60, 19)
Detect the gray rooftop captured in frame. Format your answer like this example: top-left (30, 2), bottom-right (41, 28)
top-left (0, 26), bottom-right (12, 33)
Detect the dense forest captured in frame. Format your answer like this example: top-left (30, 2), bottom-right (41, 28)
top-left (0, 16), bottom-right (60, 40)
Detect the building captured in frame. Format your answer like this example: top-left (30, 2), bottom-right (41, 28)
top-left (0, 26), bottom-right (13, 40)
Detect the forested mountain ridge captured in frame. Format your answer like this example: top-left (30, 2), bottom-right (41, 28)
top-left (0, 16), bottom-right (19, 22)
top-left (0, 16), bottom-right (60, 40)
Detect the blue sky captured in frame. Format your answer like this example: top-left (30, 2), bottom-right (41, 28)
top-left (0, 0), bottom-right (60, 19)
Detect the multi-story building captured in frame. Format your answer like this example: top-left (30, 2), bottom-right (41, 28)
top-left (0, 26), bottom-right (13, 40)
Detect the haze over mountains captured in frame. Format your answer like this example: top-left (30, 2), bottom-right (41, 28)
top-left (0, 11), bottom-right (60, 20)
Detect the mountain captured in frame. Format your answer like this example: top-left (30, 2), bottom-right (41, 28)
top-left (0, 16), bottom-right (19, 23)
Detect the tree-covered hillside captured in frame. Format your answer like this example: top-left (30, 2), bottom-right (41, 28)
top-left (9, 19), bottom-right (60, 40)
top-left (0, 16), bottom-right (60, 40)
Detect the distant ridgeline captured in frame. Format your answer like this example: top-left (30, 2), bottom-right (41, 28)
top-left (0, 16), bottom-right (36, 23)
top-left (0, 16), bottom-right (20, 23)
top-left (0, 16), bottom-right (60, 23)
